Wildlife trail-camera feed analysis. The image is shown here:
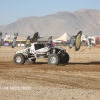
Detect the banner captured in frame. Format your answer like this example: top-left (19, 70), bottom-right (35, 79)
top-left (31, 32), bottom-right (39, 43)
top-left (75, 31), bottom-right (82, 51)
top-left (25, 36), bottom-right (31, 47)
top-left (0, 32), bottom-right (2, 36)
top-left (12, 37), bottom-right (17, 48)
top-left (48, 36), bottom-right (52, 46)
top-left (11, 33), bottom-right (18, 48)
top-left (69, 36), bottom-right (75, 48)
top-left (14, 32), bottom-right (18, 36)
top-left (0, 32), bottom-right (2, 47)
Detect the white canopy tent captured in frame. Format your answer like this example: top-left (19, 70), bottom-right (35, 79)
top-left (53, 32), bottom-right (71, 42)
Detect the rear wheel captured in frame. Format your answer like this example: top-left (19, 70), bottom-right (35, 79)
top-left (59, 52), bottom-right (70, 65)
top-left (48, 54), bottom-right (59, 65)
top-left (13, 53), bottom-right (25, 65)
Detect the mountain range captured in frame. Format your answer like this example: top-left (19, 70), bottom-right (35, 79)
top-left (0, 9), bottom-right (100, 37)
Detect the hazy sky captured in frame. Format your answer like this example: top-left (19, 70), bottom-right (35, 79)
top-left (0, 0), bottom-right (100, 25)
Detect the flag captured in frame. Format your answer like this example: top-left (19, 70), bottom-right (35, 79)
top-left (75, 31), bottom-right (82, 51)
top-left (14, 32), bottom-right (18, 36)
top-left (0, 32), bottom-right (2, 47)
top-left (31, 32), bottom-right (39, 43)
top-left (12, 37), bottom-right (17, 48)
top-left (0, 32), bottom-right (2, 36)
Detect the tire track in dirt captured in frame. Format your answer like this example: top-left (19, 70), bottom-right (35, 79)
top-left (0, 61), bottom-right (100, 90)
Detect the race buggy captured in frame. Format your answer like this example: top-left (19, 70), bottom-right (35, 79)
top-left (13, 31), bottom-right (82, 66)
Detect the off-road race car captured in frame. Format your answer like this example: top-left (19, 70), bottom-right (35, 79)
top-left (13, 31), bottom-right (82, 66)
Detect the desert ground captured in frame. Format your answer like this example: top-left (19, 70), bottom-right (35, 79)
top-left (0, 46), bottom-right (100, 100)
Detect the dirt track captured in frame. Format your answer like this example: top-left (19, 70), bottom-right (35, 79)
top-left (0, 46), bottom-right (100, 100)
top-left (0, 60), bottom-right (100, 90)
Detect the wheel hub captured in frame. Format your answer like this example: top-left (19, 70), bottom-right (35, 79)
top-left (16, 56), bottom-right (21, 63)
top-left (50, 57), bottom-right (56, 64)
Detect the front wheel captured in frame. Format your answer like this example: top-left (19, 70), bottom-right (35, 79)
top-left (13, 53), bottom-right (25, 65)
top-left (48, 54), bottom-right (59, 65)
